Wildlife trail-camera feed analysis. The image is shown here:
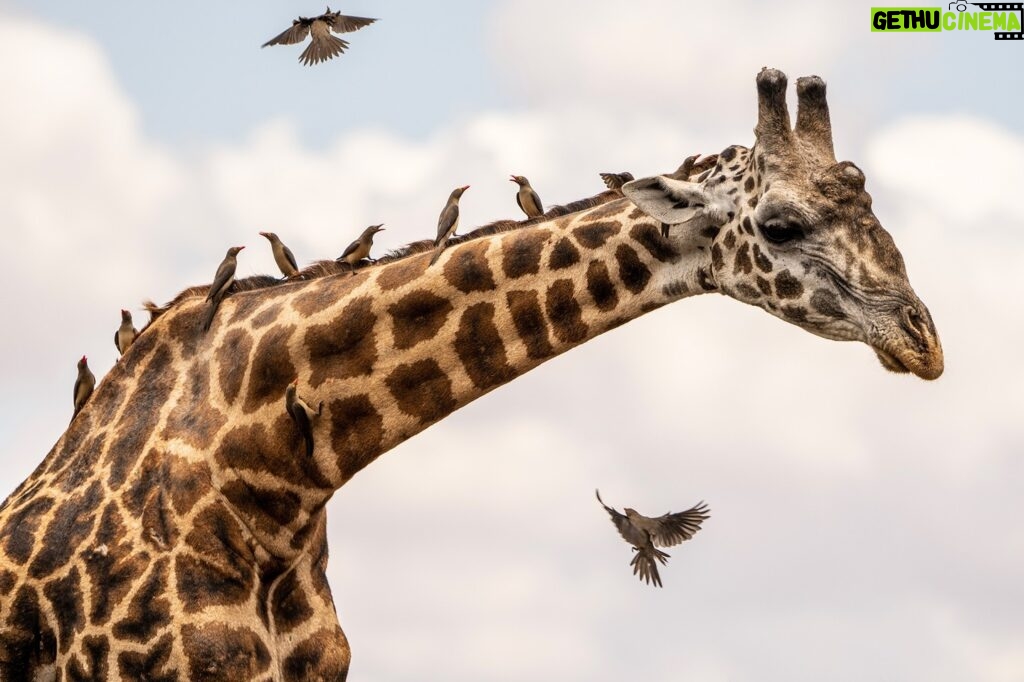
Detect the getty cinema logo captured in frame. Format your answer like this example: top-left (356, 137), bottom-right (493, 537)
top-left (871, 3), bottom-right (1023, 40)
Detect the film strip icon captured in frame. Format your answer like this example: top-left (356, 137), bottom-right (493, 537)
top-left (969, 2), bottom-right (1024, 39)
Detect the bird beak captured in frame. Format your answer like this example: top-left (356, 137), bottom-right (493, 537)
top-left (509, 175), bottom-right (518, 183)
top-left (258, 231), bottom-right (269, 238)
top-left (237, 246), bottom-right (246, 251)
top-left (462, 185), bottom-right (471, 191)
top-left (121, 309), bottom-right (128, 315)
top-left (81, 355), bottom-right (87, 362)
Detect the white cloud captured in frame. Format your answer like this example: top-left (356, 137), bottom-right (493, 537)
top-left (1, 9), bottom-right (1022, 682)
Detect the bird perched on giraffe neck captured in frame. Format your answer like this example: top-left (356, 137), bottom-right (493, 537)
top-left (596, 489), bottom-right (710, 587)
top-left (259, 231), bottom-right (300, 279)
top-left (336, 224), bottom-right (385, 276)
top-left (429, 185), bottom-right (470, 266)
top-left (600, 171), bottom-right (634, 191)
top-left (72, 355), bottom-right (95, 422)
top-left (509, 175), bottom-right (545, 218)
top-left (286, 381), bottom-right (322, 458)
top-left (202, 246), bottom-right (244, 332)
top-left (114, 309), bottom-right (138, 357)
top-left (262, 7), bottom-right (377, 66)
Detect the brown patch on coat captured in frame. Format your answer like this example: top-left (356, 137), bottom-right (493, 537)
top-left (546, 280), bottom-right (588, 344)
top-left (388, 289), bottom-right (454, 350)
top-left (305, 296), bottom-right (378, 388)
top-left (453, 303), bottom-right (517, 390)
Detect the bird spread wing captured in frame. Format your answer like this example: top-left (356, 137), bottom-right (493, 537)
top-left (328, 14), bottom-right (377, 34)
top-left (435, 204), bottom-right (459, 245)
top-left (595, 489), bottom-right (637, 544)
top-left (262, 20), bottom-right (311, 47)
top-left (301, 20), bottom-right (348, 65)
top-left (283, 244), bottom-right (298, 272)
top-left (648, 502), bottom-right (710, 548)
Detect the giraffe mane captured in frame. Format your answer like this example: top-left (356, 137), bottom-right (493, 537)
top-left (142, 189), bottom-right (623, 328)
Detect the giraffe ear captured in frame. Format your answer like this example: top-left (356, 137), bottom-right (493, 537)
top-left (622, 176), bottom-right (730, 227)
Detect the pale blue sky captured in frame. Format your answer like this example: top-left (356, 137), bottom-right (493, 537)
top-left (1, 2), bottom-right (1022, 681)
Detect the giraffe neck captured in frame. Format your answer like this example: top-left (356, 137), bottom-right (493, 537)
top-left (30, 195), bottom-right (716, 563)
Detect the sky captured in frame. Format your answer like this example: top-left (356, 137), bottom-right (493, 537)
top-left (1, 1), bottom-right (1022, 680)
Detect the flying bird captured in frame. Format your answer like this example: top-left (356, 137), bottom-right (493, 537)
top-left (600, 171), bottom-right (634, 191)
top-left (336, 224), bottom-right (385, 275)
top-left (286, 380), bottom-right (323, 457)
top-left (429, 185), bottom-right (470, 266)
top-left (114, 309), bottom-right (138, 357)
top-left (262, 8), bottom-right (377, 66)
top-left (72, 355), bottom-right (96, 422)
top-left (202, 246), bottom-right (245, 332)
top-left (509, 175), bottom-right (544, 218)
top-left (259, 231), bottom-right (300, 279)
top-left (595, 489), bottom-right (709, 587)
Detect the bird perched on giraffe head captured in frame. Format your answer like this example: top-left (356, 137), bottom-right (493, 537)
top-left (262, 7), bottom-right (377, 66)
top-left (596, 489), bottom-right (709, 587)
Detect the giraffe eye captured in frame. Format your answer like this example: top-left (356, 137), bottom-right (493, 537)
top-left (760, 219), bottom-right (804, 244)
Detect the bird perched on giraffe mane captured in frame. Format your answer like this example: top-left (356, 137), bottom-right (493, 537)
top-left (429, 185), bottom-right (470, 266)
top-left (202, 246), bottom-right (244, 333)
top-left (336, 224), bottom-right (385, 275)
top-left (72, 355), bottom-right (95, 423)
top-left (509, 175), bottom-right (545, 219)
top-left (262, 7), bottom-right (377, 66)
top-left (114, 309), bottom-right (138, 357)
top-left (595, 489), bottom-right (710, 587)
top-left (600, 171), bottom-right (634, 191)
top-left (655, 153), bottom-right (721, 238)
top-left (286, 380), bottom-right (323, 458)
top-left (259, 231), bottom-right (300, 279)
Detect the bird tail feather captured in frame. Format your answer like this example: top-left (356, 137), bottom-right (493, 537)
top-left (300, 35), bottom-right (348, 65)
top-left (201, 300), bottom-right (218, 332)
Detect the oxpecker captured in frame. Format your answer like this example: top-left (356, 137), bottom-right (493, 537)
top-left (259, 231), bottom-right (300, 279)
top-left (595, 489), bottom-right (710, 587)
top-left (600, 171), bottom-right (634, 191)
top-left (429, 185), bottom-right (470, 266)
top-left (202, 246), bottom-right (244, 332)
top-left (72, 355), bottom-right (96, 422)
top-left (286, 380), bottom-right (322, 457)
top-left (336, 224), bottom-right (385, 275)
top-left (114, 309), bottom-right (138, 357)
top-left (509, 175), bottom-right (544, 218)
top-left (262, 8), bottom-right (377, 66)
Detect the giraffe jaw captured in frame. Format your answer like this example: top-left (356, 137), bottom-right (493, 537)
top-left (870, 341), bottom-right (944, 380)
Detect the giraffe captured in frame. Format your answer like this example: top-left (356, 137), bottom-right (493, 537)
top-left (0, 69), bottom-right (942, 680)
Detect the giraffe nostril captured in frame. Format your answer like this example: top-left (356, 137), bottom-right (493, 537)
top-left (900, 305), bottom-right (930, 344)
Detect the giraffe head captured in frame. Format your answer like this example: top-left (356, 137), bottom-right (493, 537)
top-left (625, 68), bottom-right (943, 380)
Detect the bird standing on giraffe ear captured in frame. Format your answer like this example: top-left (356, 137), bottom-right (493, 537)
top-left (509, 175), bottom-right (544, 218)
top-left (429, 185), bottom-right (470, 266)
top-left (259, 231), bottom-right (300, 279)
top-left (114, 309), bottom-right (138, 357)
top-left (286, 380), bottom-right (322, 458)
top-left (72, 355), bottom-right (95, 423)
top-left (202, 246), bottom-right (245, 333)
top-left (595, 489), bottom-right (710, 588)
top-left (336, 224), bottom-right (385, 276)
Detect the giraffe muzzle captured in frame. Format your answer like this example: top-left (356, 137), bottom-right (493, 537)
top-left (869, 302), bottom-right (944, 380)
